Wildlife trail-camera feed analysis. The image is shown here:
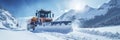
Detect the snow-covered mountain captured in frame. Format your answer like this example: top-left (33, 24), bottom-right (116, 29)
top-left (57, 0), bottom-right (120, 28)
top-left (0, 8), bottom-right (18, 29)
top-left (56, 5), bottom-right (108, 21)
top-left (82, 0), bottom-right (120, 27)
top-left (56, 10), bottom-right (76, 21)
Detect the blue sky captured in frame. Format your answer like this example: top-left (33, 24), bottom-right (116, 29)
top-left (0, 0), bottom-right (110, 19)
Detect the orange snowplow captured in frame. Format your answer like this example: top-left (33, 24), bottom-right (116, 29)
top-left (30, 17), bottom-right (52, 24)
top-left (31, 17), bottom-right (37, 23)
top-left (27, 9), bottom-right (72, 32)
top-left (39, 18), bottom-right (52, 23)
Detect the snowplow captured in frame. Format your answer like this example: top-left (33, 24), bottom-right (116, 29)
top-left (27, 9), bottom-right (72, 33)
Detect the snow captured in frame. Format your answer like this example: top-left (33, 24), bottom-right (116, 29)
top-left (78, 25), bottom-right (120, 39)
top-left (0, 0), bottom-right (120, 40)
top-left (80, 25), bottom-right (120, 34)
top-left (109, 0), bottom-right (120, 7)
top-left (34, 30), bottom-right (115, 40)
top-left (94, 26), bottom-right (120, 33)
top-left (56, 10), bottom-right (76, 21)
top-left (0, 9), bottom-right (18, 29)
top-left (75, 5), bottom-right (109, 20)
top-left (1, 25), bottom-right (119, 40)
top-left (17, 18), bottom-right (120, 40)
top-left (57, 0), bottom-right (120, 21)
top-left (57, 4), bottom-right (109, 21)
top-left (0, 30), bottom-right (45, 40)
top-left (0, 22), bottom-right (6, 28)
top-left (35, 32), bottom-right (65, 40)
top-left (33, 25), bottom-right (72, 33)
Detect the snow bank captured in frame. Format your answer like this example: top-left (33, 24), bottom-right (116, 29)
top-left (79, 25), bottom-right (120, 39)
top-left (80, 25), bottom-right (120, 33)
top-left (17, 16), bottom-right (33, 29)
top-left (35, 31), bottom-right (113, 40)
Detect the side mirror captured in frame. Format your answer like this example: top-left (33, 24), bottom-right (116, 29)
top-left (36, 10), bottom-right (39, 16)
top-left (35, 13), bottom-right (37, 16)
top-left (52, 14), bottom-right (54, 18)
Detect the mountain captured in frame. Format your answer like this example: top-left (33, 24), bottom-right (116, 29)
top-left (83, 7), bottom-right (120, 27)
top-left (56, 10), bottom-right (76, 21)
top-left (56, 5), bottom-right (109, 27)
top-left (82, 0), bottom-right (120, 27)
top-left (56, 6), bottom-right (93, 21)
top-left (57, 0), bottom-right (120, 28)
top-left (56, 4), bottom-right (108, 21)
top-left (0, 8), bottom-right (18, 29)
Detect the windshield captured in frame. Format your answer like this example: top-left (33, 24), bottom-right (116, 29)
top-left (37, 13), bottom-right (51, 18)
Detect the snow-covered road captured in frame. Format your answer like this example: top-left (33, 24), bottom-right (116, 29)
top-left (0, 28), bottom-right (118, 40)
top-left (34, 31), bottom-right (114, 40)
top-left (0, 30), bottom-right (46, 40)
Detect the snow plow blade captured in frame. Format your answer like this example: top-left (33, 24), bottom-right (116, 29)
top-left (27, 21), bottom-right (72, 33)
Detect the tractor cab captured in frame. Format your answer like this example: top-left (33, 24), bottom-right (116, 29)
top-left (36, 9), bottom-right (53, 18)
top-left (35, 9), bottom-right (54, 22)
